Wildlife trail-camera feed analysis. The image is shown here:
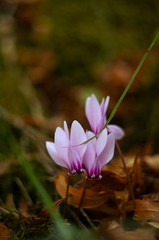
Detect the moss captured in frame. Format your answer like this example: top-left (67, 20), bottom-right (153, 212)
top-left (0, 213), bottom-right (54, 240)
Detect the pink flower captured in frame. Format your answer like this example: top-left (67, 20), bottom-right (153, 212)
top-left (46, 120), bottom-right (87, 174)
top-left (83, 130), bottom-right (115, 179)
top-left (85, 94), bottom-right (124, 140)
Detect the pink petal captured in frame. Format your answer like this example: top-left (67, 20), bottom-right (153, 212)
top-left (83, 141), bottom-right (96, 177)
top-left (64, 121), bottom-right (69, 140)
top-left (86, 131), bottom-right (96, 150)
top-left (108, 124), bottom-right (124, 140)
top-left (70, 120), bottom-right (87, 158)
top-left (85, 94), bottom-right (102, 133)
top-left (98, 133), bottom-right (115, 168)
top-left (68, 147), bottom-right (81, 172)
top-left (100, 96), bottom-right (110, 116)
top-left (98, 118), bottom-right (106, 132)
top-left (54, 127), bottom-right (69, 163)
top-left (96, 129), bottom-right (107, 156)
top-left (46, 141), bottom-right (68, 168)
top-left (95, 161), bottom-right (102, 177)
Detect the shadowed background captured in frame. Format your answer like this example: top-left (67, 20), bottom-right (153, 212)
top-left (0, 0), bottom-right (159, 215)
top-left (0, 0), bottom-right (159, 153)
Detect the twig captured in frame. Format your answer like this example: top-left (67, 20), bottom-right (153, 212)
top-left (115, 141), bottom-right (135, 210)
top-left (0, 105), bottom-right (57, 175)
top-left (0, 206), bottom-right (19, 218)
top-left (80, 208), bottom-right (97, 231)
top-left (67, 207), bottom-right (88, 230)
top-left (15, 177), bottom-right (33, 206)
top-left (0, 206), bottom-right (10, 214)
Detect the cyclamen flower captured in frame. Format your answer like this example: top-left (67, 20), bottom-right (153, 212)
top-left (46, 120), bottom-right (87, 174)
top-left (85, 94), bottom-right (124, 139)
top-left (83, 129), bottom-right (115, 179)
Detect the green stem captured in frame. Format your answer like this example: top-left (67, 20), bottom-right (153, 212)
top-left (103, 32), bottom-right (159, 129)
top-left (81, 31), bottom-right (159, 144)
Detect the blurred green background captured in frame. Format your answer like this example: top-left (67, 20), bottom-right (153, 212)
top-left (0, 0), bottom-right (159, 212)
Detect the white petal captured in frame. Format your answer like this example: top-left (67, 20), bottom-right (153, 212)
top-left (85, 94), bottom-right (102, 133)
top-left (95, 161), bottom-right (102, 177)
top-left (96, 129), bottom-right (107, 156)
top-left (86, 131), bottom-right (96, 150)
top-left (98, 133), bottom-right (115, 168)
top-left (100, 96), bottom-right (110, 116)
top-left (108, 124), bottom-right (124, 140)
top-left (83, 141), bottom-right (96, 177)
top-left (68, 147), bottom-right (81, 171)
top-left (64, 121), bottom-right (69, 140)
top-left (55, 127), bottom-right (69, 163)
top-left (70, 120), bottom-right (87, 158)
top-left (46, 141), bottom-right (68, 168)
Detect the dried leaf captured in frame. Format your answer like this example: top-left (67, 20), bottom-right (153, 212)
top-left (147, 221), bottom-right (159, 229)
top-left (142, 193), bottom-right (159, 202)
top-left (75, 171), bottom-right (127, 192)
top-left (99, 220), bottom-right (156, 240)
top-left (99, 171), bottom-right (127, 191)
top-left (55, 175), bottom-right (113, 208)
top-left (94, 201), bottom-right (119, 215)
top-left (143, 154), bottom-right (159, 172)
top-left (134, 199), bottom-right (159, 222)
top-left (104, 155), bottom-right (141, 177)
top-left (19, 198), bottom-right (29, 217)
top-left (0, 222), bottom-right (13, 240)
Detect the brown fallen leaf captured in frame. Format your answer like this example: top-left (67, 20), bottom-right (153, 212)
top-left (141, 193), bottom-right (159, 201)
top-left (99, 220), bottom-right (156, 240)
top-left (143, 154), bottom-right (159, 172)
top-left (91, 171), bottom-right (127, 192)
top-left (94, 203), bottom-right (118, 215)
top-left (55, 175), bottom-right (113, 208)
top-left (134, 199), bottom-right (159, 222)
top-left (74, 170), bottom-right (127, 192)
top-left (18, 198), bottom-right (29, 217)
top-left (0, 222), bottom-right (13, 240)
top-left (104, 155), bottom-right (142, 177)
top-left (147, 221), bottom-right (159, 229)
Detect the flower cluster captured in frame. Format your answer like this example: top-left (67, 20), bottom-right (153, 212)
top-left (46, 94), bottom-right (124, 179)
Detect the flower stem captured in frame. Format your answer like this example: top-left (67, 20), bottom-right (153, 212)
top-left (81, 31), bottom-right (159, 145)
top-left (115, 141), bottom-right (135, 210)
top-left (78, 178), bottom-right (88, 215)
top-left (63, 174), bottom-right (70, 217)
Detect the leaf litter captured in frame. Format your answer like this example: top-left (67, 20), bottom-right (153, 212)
top-left (1, 125), bottom-right (159, 239)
